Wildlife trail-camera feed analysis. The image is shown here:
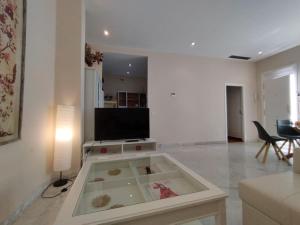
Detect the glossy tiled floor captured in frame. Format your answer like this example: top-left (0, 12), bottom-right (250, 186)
top-left (12, 142), bottom-right (292, 225)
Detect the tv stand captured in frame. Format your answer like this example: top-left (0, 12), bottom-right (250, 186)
top-left (82, 138), bottom-right (157, 163)
top-left (125, 139), bottom-right (140, 142)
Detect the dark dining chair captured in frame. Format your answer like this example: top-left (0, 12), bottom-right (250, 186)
top-left (253, 121), bottom-right (289, 164)
top-left (276, 120), bottom-right (300, 158)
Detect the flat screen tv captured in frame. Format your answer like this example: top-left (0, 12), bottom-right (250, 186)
top-left (94, 108), bottom-right (149, 141)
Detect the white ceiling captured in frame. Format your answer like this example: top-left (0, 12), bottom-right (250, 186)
top-left (103, 52), bottom-right (147, 77)
top-left (85, 0), bottom-right (300, 61)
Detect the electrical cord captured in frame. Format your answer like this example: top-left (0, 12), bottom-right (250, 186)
top-left (41, 175), bottom-right (77, 199)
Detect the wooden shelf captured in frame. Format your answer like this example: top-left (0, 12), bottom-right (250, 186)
top-left (117, 91), bottom-right (147, 108)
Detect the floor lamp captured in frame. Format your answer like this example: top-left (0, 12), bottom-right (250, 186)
top-left (53, 105), bottom-right (75, 187)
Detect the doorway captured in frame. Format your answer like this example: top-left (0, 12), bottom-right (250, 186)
top-left (226, 85), bottom-right (244, 142)
top-left (102, 52), bottom-right (148, 108)
top-left (262, 66), bottom-right (298, 135)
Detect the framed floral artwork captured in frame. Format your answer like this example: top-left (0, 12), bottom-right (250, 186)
top-left (0, 0), bottom-right (26, 145)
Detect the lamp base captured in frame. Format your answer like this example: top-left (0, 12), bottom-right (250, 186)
top-left (53, 178), bottom-right (68, 187)
top-left (53, 171), bottom-right (68, 187)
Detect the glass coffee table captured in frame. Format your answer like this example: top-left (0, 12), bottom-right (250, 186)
top-left (54, 153), bottom-right (227, 225)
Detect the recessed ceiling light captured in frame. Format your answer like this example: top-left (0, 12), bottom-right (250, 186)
top-left (191, 42), bottom-right (196, 47)
top-left (126, 71), bottom-right (130, 75)
top-left (258, 51), bottom-right (263, 55)
top-left (104, 30), bottom-right (110, 36)
top-left (129, 64), bottom-right (132, 67)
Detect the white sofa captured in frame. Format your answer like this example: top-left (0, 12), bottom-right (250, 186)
top-left (239, 172), bottom-right (300, 225)
top-left (239, 149), bottom-right (300, 225)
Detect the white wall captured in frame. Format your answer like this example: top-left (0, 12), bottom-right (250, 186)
top-left (0, 0), bottom-right (56, 222)
top-left (256, 45), bottom-right (300, 122)
top-left (103, 75), bottom-right (147, 99)
top-left (91, 44), bottom-right (258, 144)
top-left (55, 0), bottom-right (85, 172)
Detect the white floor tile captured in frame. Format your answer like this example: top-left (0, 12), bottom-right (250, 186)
top-left (12, 142), bottom-right (292, 225)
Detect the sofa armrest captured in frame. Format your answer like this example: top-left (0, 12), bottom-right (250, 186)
top-left (293, 148), bottom-right (300, 174)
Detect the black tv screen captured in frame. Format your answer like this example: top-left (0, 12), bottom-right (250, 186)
top-left (94, 108), bottom-right (149, 141)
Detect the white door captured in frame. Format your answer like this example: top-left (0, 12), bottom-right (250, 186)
top-left (264, 76), bottom-right (290, 136)
top-left (227, 86), bottom-right (243, 139)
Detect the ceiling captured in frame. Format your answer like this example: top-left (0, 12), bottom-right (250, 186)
top-left (103, 52), bottom-right (147, 77)
top-left (86, 0), bottom-right (300, 61)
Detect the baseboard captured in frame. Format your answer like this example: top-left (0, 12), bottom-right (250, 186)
top-left (245, 138), bottom-right (261, 143)
top-left (158, 140), bottom-right (227, 149)
top-left (1, 179), bottom-right (50, 225)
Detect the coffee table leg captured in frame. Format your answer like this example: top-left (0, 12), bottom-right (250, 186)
top-left (215, 200), bottom-right (226, 225)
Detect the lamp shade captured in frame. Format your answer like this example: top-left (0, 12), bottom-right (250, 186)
top-left (53, 105), bottom-right (75, 172)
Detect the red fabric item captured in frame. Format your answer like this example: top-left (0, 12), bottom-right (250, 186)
top-left (152, 183), bottom-right (178, 199)
top-left (100, 148), bottom-right (108, 153)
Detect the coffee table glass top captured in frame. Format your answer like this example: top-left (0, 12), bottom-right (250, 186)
top-left (74, 155), bottom-right (208, 216)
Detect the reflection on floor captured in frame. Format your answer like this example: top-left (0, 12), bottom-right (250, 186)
top-left (12, 142), bottom-right (292, 225)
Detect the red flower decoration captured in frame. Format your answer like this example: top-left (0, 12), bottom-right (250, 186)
top-left (4, 4), bottom-right (14, 20)
top-left (0, 14), bottom-right (6, 24)
top-left (2, 52), bottom-right (10, 62)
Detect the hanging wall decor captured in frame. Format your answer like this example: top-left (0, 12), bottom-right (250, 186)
top-left (0, 0), bottom-right (26, 144)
